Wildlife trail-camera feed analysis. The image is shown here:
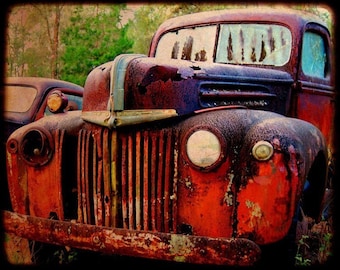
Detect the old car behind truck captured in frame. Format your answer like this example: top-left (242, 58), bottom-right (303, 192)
top-left (2, 7), bottom-right (335, 266)
top-left (1, 77), bottom-right (83, 210)
top-left (1, 77), bottom-right (84, 264)
top-left (2, 77), bottom-right (83, 142)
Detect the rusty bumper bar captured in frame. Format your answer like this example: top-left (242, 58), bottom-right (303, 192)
top-left (2, 210), bottom-right (261, 266)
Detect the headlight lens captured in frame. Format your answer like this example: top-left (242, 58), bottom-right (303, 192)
top-left (252, 140), bottom-right (274, 161)
top-left (186, 130), bottom-right (222, 169)
top-left (47, 90), bottom-right (68, 113)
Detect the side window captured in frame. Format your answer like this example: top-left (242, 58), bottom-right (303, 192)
top-left (4, 85), bottom-right (37, 113)
top-left (301, 31), bottom-right (328, 78)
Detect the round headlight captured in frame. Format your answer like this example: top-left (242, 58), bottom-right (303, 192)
top-left (47, 90), bottom-right (68, 113)
top-left (186, 130), bottom-right (222, 169)
top-left (252, 140), bottom-right (274, 161)
top-left (20, 128), bottom-right (53, 166)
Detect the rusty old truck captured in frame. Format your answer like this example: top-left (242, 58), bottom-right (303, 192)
top-left (2, 7), bottom-right (335, 267)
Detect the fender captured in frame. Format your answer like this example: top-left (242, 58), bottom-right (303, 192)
top-left (176, 108), bottom-right (327, 244)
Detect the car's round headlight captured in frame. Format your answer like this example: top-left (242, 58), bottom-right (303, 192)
top-left (185, 129), bottom-right (223, 170)
top-left (20, 128), bottom-right (53, 166)
top-left (252, 140), bottom-right (274, 161)
top-left (47, 90), bottom-right (68, 113)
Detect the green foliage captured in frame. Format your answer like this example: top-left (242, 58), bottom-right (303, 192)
top-left (53, 248), bottom-right (79, 264)
top-left (295, 225), bottom-right (333, 266)
top-left (318, 232), bottom-right (333, 263)
top-left (127, 5), bottom-right (170, 55)
top-left (6, 3), bottom-right (333, 82)
top-left (59, 4), bottom-right (133, 85)
top-left (295, 235), bottom-right (312, 266)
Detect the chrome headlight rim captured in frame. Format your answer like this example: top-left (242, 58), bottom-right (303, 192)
top-left (183, 126), bottom-right (226, 171)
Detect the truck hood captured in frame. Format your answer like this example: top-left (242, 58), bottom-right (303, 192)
top-left (82, 54), bottom-right (294, 128)
top-left (124, 57), bottom-right (294, 116)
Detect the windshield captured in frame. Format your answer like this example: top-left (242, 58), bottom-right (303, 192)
top-left (4, 85), bottom-right (37, 113)
top-left (156, 23), bottom-right (292, 66)
top-left (156, 25), bottom-right (217, 62)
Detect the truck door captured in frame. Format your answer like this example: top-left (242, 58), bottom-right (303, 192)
top-left (294, 22), bottom-right (335, 153)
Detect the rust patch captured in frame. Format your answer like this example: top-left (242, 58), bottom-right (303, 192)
top-left (2, 210), bottom-right (261, 266)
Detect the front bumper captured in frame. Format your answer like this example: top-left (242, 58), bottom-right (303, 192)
top-left (2, 210), bottom-right (261, 266)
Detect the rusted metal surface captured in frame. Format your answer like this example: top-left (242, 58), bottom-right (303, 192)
top-left (2, 210), bottom-right (261, 266)
top-left (124, 57), bottom-right (294, 116)
top-left (2, 77), bottom-right (84, 212)
top-left (81, 109), bottom-right (178, 128)
top-left (75, 126), bottom-right (179, 232)
top-left (5, 108), bottom-right (328, 244)
top-left (176, 109), bottom-right (328, 243)
top-left (6, 111), bottom-right (85, 217)
top-left (294, 82), bottom-right (335, 153)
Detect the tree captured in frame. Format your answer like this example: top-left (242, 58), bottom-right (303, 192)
top-left (127, 4), bottom-right (171, 55)
top-left (6, 5), bottom-right (34, 77)
top-left (6, 3), bottom-right (66, 78)
top-left (60, 4), bottom-right (133, 85)
top-left (33, 3), bottom-right (64, 78)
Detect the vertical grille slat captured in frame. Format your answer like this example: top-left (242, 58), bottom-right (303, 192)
top-left (164, 130), bottom-right (172, 232)
top-left (92, 137), bottom-right (98, 226)
top-left (143, 132), bottom-right (149, 230)
top-left (84, 131), bottom-right (92, 224)
top-left (103, 129), bottom-right (111, 227)
top-left (77, 130), bottom-right (83, 223)
top-left (128, 134), bottom-right (134, 229)
top-left (135, 131), bottom-right (142, 230)
top-left (150, 134), bottom-right (157, 230)
top-left (77, 129), bottom-right (93, 224)
top-left (121, 135), bottom-right (128, 229)
top-left (96, 159), bottom-right (103, 226)
top-left (110, 131), bottom-right (118, 228)
top-left (156, 130), bottom-right (165, 231)
top-left (77, 127), bottom-right (177, 233)
top-left (97, 129), bottom-right (105, 227)
top-left (172, 131), bottom-right (179, 231)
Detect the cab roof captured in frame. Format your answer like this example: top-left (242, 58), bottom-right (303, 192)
top-left (157, 6), bottom-right (327, 31)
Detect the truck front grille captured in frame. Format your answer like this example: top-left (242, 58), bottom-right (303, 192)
top-left (76, 128), bottom-right (178, 233)
top-left (199, 83), bottom-right (275, 109)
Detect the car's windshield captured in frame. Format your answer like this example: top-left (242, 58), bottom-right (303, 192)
top-left (4, 85), bottom-right (37, 113)
top-left (155, 23), bottom-right (292, 66)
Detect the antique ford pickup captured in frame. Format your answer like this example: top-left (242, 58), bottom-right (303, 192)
top-left (3, 7), bottom-right (335, 266)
